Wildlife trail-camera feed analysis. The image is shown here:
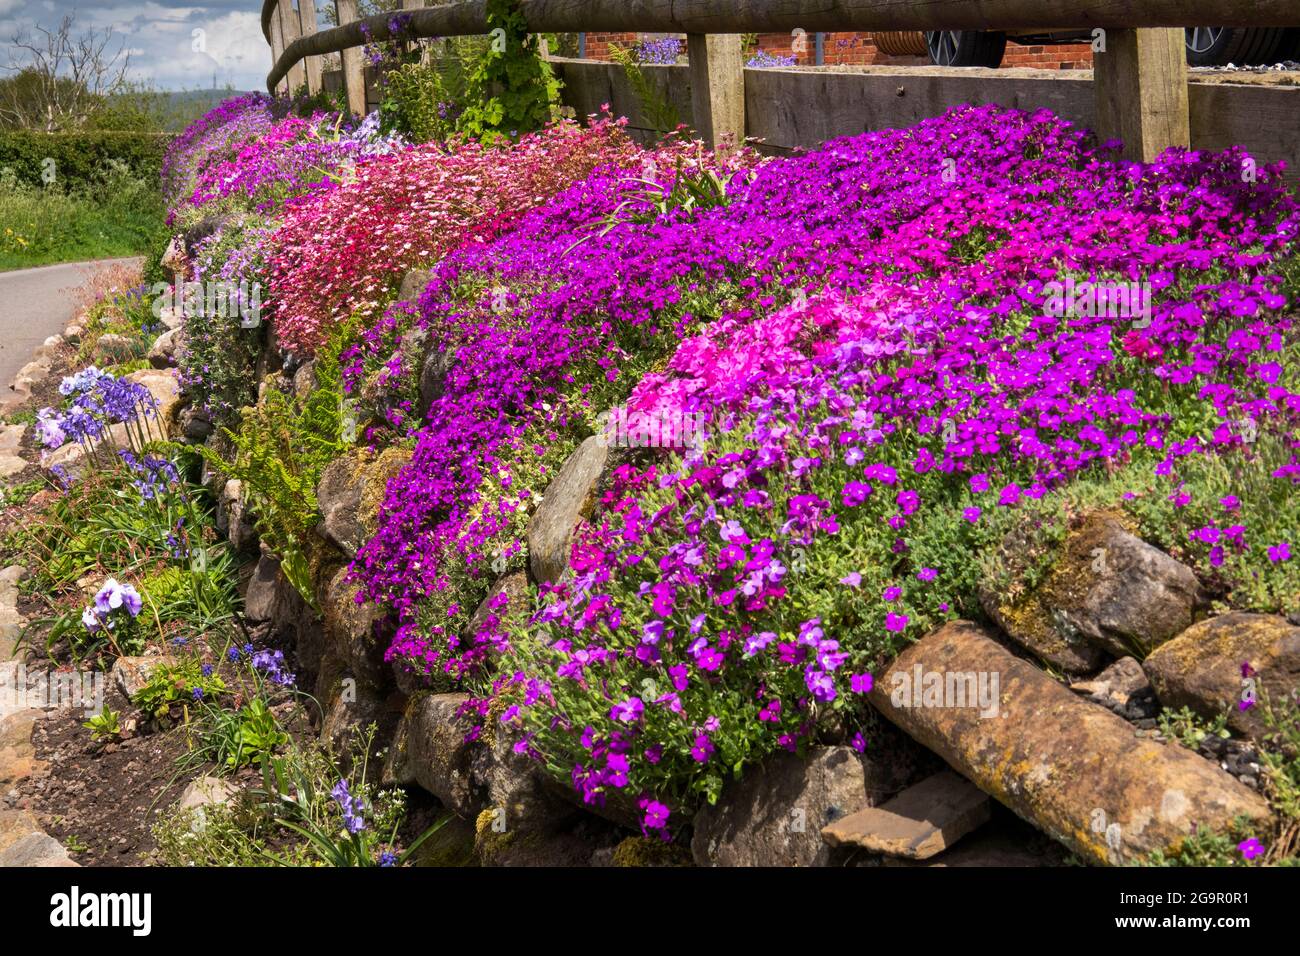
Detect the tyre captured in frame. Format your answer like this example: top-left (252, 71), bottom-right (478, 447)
top-left (1184, 27), bottom-right (1287, 66)
top-left (925, 31), bottom-right (1008, 68)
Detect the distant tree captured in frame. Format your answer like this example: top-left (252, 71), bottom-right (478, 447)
top-left (0, 13), bottom-right (132, 131)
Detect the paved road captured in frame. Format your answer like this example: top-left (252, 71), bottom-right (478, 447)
top-left (0, 258), bottom-right (144, 389)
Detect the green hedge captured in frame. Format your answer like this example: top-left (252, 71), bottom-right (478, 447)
top-left (0, 130), bottom-right (171, 190)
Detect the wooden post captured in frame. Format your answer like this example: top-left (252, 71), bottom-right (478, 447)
top-left (686, 33), bottom-right (745, 151)
top-left (269, 10), bottom-right (287, 95)
top-left (299, 0), bottom-right (323, 95)
top-left (278, 0), bottom-right (308, 94)
top-left (335, 0), bottom-right (367, 118)
top-left (1093, 28), bottom-right (1190, 163)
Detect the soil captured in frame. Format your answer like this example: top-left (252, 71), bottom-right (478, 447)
top-left (19, 708), bottom-right (192, 866)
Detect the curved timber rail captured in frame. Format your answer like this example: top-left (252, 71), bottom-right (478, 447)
top-left (261, 0), bottom-right (1300, 161)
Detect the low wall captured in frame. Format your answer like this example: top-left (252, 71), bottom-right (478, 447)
top-left (553, 58), bottom-right (1300, 176)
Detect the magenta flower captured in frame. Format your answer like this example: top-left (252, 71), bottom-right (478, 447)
top-left (1238, 838), bottom-right (1265, 861)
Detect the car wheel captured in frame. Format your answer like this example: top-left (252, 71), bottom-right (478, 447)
top-left (1184, 27), bottom-right (1287, 66)
top-left (925, 31), bottom-right (1008, 68)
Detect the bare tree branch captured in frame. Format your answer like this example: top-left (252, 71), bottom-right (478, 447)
top-left (0, 13), bottom-right (132, 131)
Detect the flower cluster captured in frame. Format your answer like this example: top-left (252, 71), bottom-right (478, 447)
top-left (36, 368), bottom-right (158, 452)
top-left (82, 578), bottom-right (143, 633)
top-left (268, 115), bottom-right (642, 355)
top-left (251, 648), bottom-right (297, 687)
top-left (331, 779), bottom-right (366, 833)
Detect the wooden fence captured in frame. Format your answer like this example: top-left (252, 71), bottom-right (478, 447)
top-left (260, 0), bottom-right (1300, 162)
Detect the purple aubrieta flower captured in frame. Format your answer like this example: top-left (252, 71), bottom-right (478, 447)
top-left (609, 697), bottom-right (645, 724)
top-left (1238, 838), bottom-right (1265, 861)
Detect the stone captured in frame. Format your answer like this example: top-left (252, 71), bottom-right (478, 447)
top-left (0, 809), bottom-right (44, 854)
top-left (243, 555), bottom-right (294, 627)
top-left (418, 348), bottom-right (451, 417)
top-left (691, 745), bottom-right (915, 867)
top-left (408, 811), bottom-right (478, 867)
top-left (0, 709), bottom-right (41, 786)
top-left (93, 333), bottom-right (138, 364)
top-left (63, 324), bottom-right (84, 344)
top-left (160, 234), bottom-right (187, 274)
top-left (127, 368), bottom-right (182, 430)
top-left (0, 609), bottom-right (23, 661)
top-left (0, 424), bottom-right (24, 455)
top-left (383, 692), bottom-right (477, 816)
top-left (0, 455), bottom-right (25, 479)
top-left (981, 512), bottom-right (1205, 672)
top-left (0, 831), bottom-right (77, 866)
top-left (292, 360), bottom-right (316, 401)
top-left (528, 436), bottom-right (609, 584)
top-left (821, 769), bottom-right (991, 859)
top-left (321, 564), bottom-right (388, 689)
top-left (157, 305), bottom-right (182, 331)
top-left (870, 620), bottom-right (1271, 865)
top-left (1070, 656), bottom-right (1156, 719)
top-left (179, 406), bottom-right (213, 442)
top-left (385, 691), bottom-right (573, 834)
top-left (110, 656), bottom-right (169, 700)
top-left (1144, 612), bottom-right (1300, 739)
top-left (470, 720), bottom-right (575, 835)
top-left (147, 328), bottom-right (180, 368)
top-left (217, 479), bottom-right (258, 554)
top-left (320, 678), bottom-right (394, 757)
top-left (14, 357), bottom-right (52, 390)
top-left (316, 448), bottom-right (412, 560)
top-left (177, 775), bottom-right (238, 832)
top-left (398, 268), bottom-right (433, 303)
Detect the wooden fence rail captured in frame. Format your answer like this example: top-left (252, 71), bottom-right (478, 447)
top-left (261, 0), bottom-right (1300, 161)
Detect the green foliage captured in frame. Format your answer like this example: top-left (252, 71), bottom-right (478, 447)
top-left (74, 280), bottom-right (164, 365)
top-left (131, 658), bottom-right (227, 723)
top-left (83, 706), bottom-right (122, 741)
top-left (377, 40), bottom-right (486, 143)
top-left (455, 0), bottom-right (562, 145)
top-left (154, 726), bottom-right (445, 867)
top-left (0, 154), bottom-right (165, 270)
top-left (1145, 819), bottom-right (1260, 867)
top-left (14, 451), bottom-right (239, 661)
top-left (183, 215), bottom-right (269, 426)
top-left (0, 129), bottom-right (167, 188)
top-left (1157, 705), bottom-right (1231, 749)
top-left (188, 697), bottom-right (290, 772)
top-left (609, 45), bottom-right (681, 134)
top-left (205, 320), bottom-right (357, 602)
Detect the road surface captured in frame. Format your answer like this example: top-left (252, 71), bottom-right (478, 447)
top-left (0, 258), bottom-right (143, 390)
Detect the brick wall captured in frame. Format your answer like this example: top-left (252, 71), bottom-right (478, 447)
top-left (577, 32), bottom-right (1095, 70)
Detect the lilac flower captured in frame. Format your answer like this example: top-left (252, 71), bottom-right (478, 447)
top-left (94, 579), bottom-right (143, 618)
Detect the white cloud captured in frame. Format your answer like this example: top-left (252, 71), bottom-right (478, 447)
top-left (6, 2), bottom-right (270, 90)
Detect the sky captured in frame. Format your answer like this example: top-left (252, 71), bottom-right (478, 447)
top-left (0, 0), bottom-right (270, 92)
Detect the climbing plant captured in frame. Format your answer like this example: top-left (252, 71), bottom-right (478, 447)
top-left (456, 0), bottom-right (562, 144)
